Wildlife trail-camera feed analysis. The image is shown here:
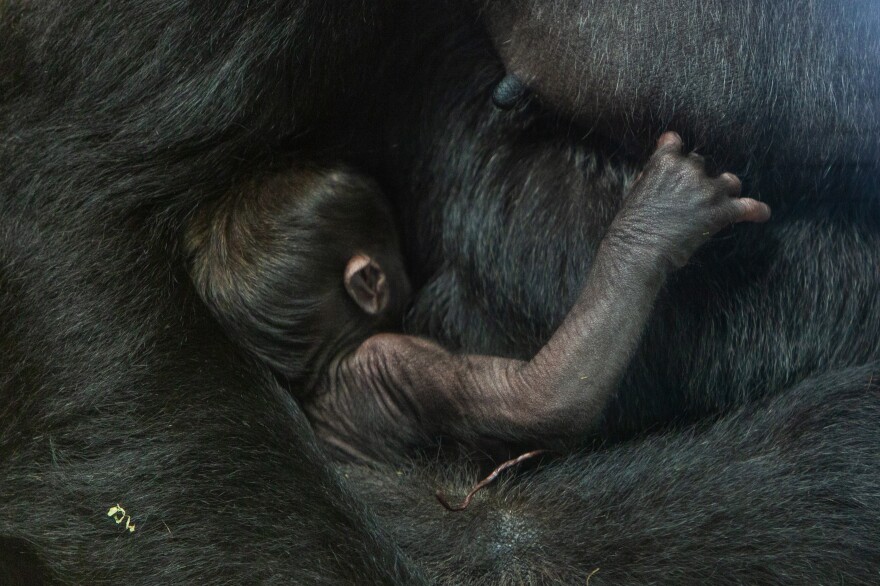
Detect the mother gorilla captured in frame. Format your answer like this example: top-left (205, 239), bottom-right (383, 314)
top-left (1, 1), bottom-right (878, 584)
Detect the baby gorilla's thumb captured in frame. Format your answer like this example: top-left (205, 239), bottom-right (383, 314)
top-left (730, 198), bottom-right (772, 224)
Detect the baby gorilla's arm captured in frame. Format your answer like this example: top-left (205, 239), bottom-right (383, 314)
top-left (307, 133), bottom-right (770, 463)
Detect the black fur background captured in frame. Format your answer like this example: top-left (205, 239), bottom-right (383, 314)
top-left (1, 1), bottom-right (878, 583)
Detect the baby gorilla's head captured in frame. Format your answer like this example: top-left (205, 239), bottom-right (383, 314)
top-left (186, 166), bottom-right (410, 394)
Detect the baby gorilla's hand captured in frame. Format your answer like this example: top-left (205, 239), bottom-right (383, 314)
top-left (609, 132), bottom-right (771, 271)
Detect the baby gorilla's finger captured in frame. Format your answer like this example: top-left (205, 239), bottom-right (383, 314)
top-left (728, 198), bottom-right (772, 224)
top-left (656, 131), bottom-right (683, 151)
top-left (716, 172), bottom-right (742, 197)
top-left (687, 151), bottom-right (705, 167)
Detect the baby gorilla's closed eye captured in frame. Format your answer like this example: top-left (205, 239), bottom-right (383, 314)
top-left (187, 142), bottom-right (770, 463)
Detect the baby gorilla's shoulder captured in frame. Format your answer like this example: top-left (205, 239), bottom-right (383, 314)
top-left (307, 333), bottom-right (454, 462)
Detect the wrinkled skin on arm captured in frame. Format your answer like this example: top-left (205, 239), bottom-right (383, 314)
top-left (481, 0), bottom-right (880, 168)
top-left (308, 133), bottom-right (770, 463)
top-left (2, 1), bottom-right (878, 584)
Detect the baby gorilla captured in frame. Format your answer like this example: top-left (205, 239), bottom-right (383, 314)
top-left (187, 133), bottom-right (770, 463)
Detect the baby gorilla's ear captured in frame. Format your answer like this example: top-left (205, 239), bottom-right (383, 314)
top-left (344, 254), bottom-right (389, 315)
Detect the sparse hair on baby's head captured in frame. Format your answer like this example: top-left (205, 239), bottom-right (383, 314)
top-left (186, 165), bottom-right (409, 390)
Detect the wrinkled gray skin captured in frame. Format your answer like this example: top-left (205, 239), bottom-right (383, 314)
top-left (1, 1), bottom-right (877, 584)
top-left (481, 0), bottom-right (880, 168)
top-left (311, 133), bottom-right (770, 463)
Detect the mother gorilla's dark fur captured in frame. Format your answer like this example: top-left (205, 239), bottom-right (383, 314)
top-left (1, 1), bottom-right (878, 584)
